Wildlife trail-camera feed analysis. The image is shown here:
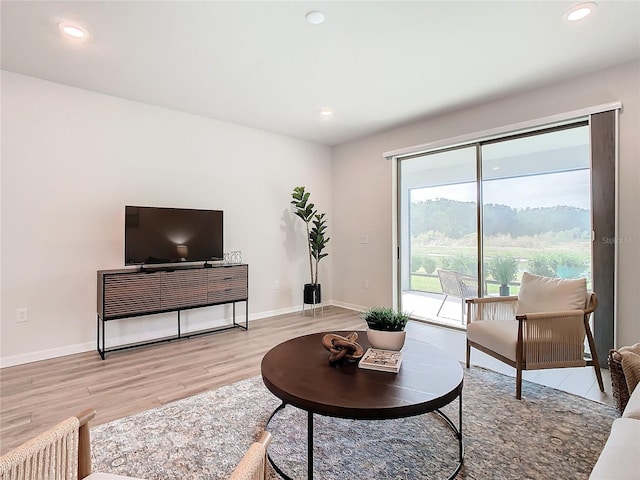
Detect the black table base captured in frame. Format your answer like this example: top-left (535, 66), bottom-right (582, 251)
top-left (266, 392), bottom-right (464, 480)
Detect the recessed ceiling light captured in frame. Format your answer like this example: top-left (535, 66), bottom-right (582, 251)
top-left (58, 23), bottom-right (89, 39)
top-left (565, 2), bottom-right (597, 22)
top-left (319, 108), bottom-right (334, 118)
top-left (306, 11), bottom-right (325, 25)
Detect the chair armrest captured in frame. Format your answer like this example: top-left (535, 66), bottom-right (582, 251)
top-left (228, 431), bottom-right (272, 480)
top-left (516, 309), bottom-right (585, 322)
top-left (77, 408), bottom-right (96, 480)
top-left (466, 296), bottom-right (518, 305)
top-left (466, 296), bottom-right (518, 324)
top-left (585, 291), bottom-right (598, 315)
top-left (255, 431), bottom-right (271, 446)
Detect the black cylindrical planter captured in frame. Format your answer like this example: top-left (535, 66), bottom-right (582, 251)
top-left (303, 283), bottom-right (321, 304)
top-left (499, 284), bottom-right (510, 297)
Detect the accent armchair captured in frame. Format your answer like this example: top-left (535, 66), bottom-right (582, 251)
top-left (465, 272), bottom-right (605, 399)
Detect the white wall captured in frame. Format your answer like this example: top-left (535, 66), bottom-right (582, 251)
top-left (1, 71), bottom-right (333, 366)
top-left (3, 61), bottom-right (638, 366)
top-left (332, 60), bottom-right (640, 347)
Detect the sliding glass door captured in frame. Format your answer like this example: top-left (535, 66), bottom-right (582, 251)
top-left (399, 122), bottom-right (593, 329)
top-left (481, 125), bottom-right (591, 298)
top-left (399, 146), bottom-right (478, 325)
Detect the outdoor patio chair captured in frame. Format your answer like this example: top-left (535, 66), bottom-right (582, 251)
top-left (465, 272), bottom-right (605, 399)
top-left (437, 269), bottom-right (479, 322)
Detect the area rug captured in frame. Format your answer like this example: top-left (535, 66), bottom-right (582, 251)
top-left (91, 366), bottom-right (616, 480)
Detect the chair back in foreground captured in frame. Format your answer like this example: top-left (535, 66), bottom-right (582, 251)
top-left (466, 272), bottom-right (605, 399)
top-left (0, 409), bottom-right (144, 480)
top-left (0, 416), bottom-right (79, 480)
top-left (228, 431), bottom-right (272, 480)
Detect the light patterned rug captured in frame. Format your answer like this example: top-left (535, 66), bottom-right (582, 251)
top-left (92, 366), bottom-right (616, 480)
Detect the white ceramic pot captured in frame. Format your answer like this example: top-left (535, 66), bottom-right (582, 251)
top-left (366, 328), bottom-right (406, 351)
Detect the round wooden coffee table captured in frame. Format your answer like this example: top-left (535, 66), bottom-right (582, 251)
top-left (261, 331), bottom-right (464, 479)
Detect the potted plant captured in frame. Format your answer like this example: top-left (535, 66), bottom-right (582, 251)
top-left (486, 255), bottom-right (518, 296)
top-left (291, 186), bottom-right (330, 305)
top-left (361, 307), bottom-right (410, 351)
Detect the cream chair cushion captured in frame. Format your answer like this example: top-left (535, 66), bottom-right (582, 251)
top-left (516, 272), bottom-right (587, 314)
top-left (466, 320), bottom-right (518, 362)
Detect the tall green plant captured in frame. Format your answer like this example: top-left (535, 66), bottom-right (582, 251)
top-left (291, 187), bottom-right (330, 285)
top-left (291, 186), bottom-right (315, 284)
top-left (310, 212), bottom-right (330, 285)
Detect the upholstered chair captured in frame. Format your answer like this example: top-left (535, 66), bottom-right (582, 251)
top-left (466, 272), bottom-right (605, 399)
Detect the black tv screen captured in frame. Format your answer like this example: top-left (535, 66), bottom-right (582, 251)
top-left (125, 206), bottom-right (223, 265)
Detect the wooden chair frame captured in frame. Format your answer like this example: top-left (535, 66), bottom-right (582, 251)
top-left (228, 431), bottom-right (272, 480)
top-left (78, 408), bottom-right (96, 479)
top-left (0, 408), bottom-right (95, 480)
top-left (465, 293), bottom-right (605, 399)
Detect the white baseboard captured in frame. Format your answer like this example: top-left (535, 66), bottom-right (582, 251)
top-left (0, 302), bottom-right (357, 368)
top-left (330, 300), bottom-right (367, 313)
top-left (248, 305), bottom-right (304, 320)
top-left (0, 342), bottom-right (95, 368)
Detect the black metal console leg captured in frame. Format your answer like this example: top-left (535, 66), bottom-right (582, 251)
top-left (97, 315), bottom-right (105, 360)
top-left (233, 302), bottom-right (236, 326)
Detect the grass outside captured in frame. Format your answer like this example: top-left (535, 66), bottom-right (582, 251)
top-left (409, 236), bottom-right (591, 294)
top-left (410, 242), bottom-right (590, 265)
top-left (410, 274), bottom-right (520, 296)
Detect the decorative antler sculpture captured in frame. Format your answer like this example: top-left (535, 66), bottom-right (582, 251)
top-left (321, 332), bottom-right (364, 363)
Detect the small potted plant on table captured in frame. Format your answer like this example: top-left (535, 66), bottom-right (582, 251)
top-left (361, 307), bottom-right (410, 351)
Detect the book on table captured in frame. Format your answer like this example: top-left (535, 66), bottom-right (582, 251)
top-left (358, 348), bottom-right (403, 373)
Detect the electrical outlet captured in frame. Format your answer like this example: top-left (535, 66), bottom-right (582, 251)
top-left (274, 280), bottom-right (281, 291)
top-left (361, 235), bottom-right (369, 244)
top-left (363, 279), bottom-right (369, 289)
top-left (16, 308), bottom-right (28, 323)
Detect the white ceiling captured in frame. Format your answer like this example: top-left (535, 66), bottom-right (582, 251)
top-left (2, 1), bottom-right (639, 146)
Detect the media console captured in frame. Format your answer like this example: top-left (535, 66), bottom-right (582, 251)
top-left (96, 263), bottom-right (248, 359)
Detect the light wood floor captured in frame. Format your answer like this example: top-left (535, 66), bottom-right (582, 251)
top-left (0, 306), bottom-right (613, 454)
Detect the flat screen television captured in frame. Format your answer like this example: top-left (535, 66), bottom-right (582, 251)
top-left (125, 206), bottom-right (223, 265)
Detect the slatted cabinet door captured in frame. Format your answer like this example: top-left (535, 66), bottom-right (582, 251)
top-left (161, 269), bottom-right (208, 310)
top-left (208, 265), bottom-right (248, 304)
top-left (102, 272), bottom-right (161, 319)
